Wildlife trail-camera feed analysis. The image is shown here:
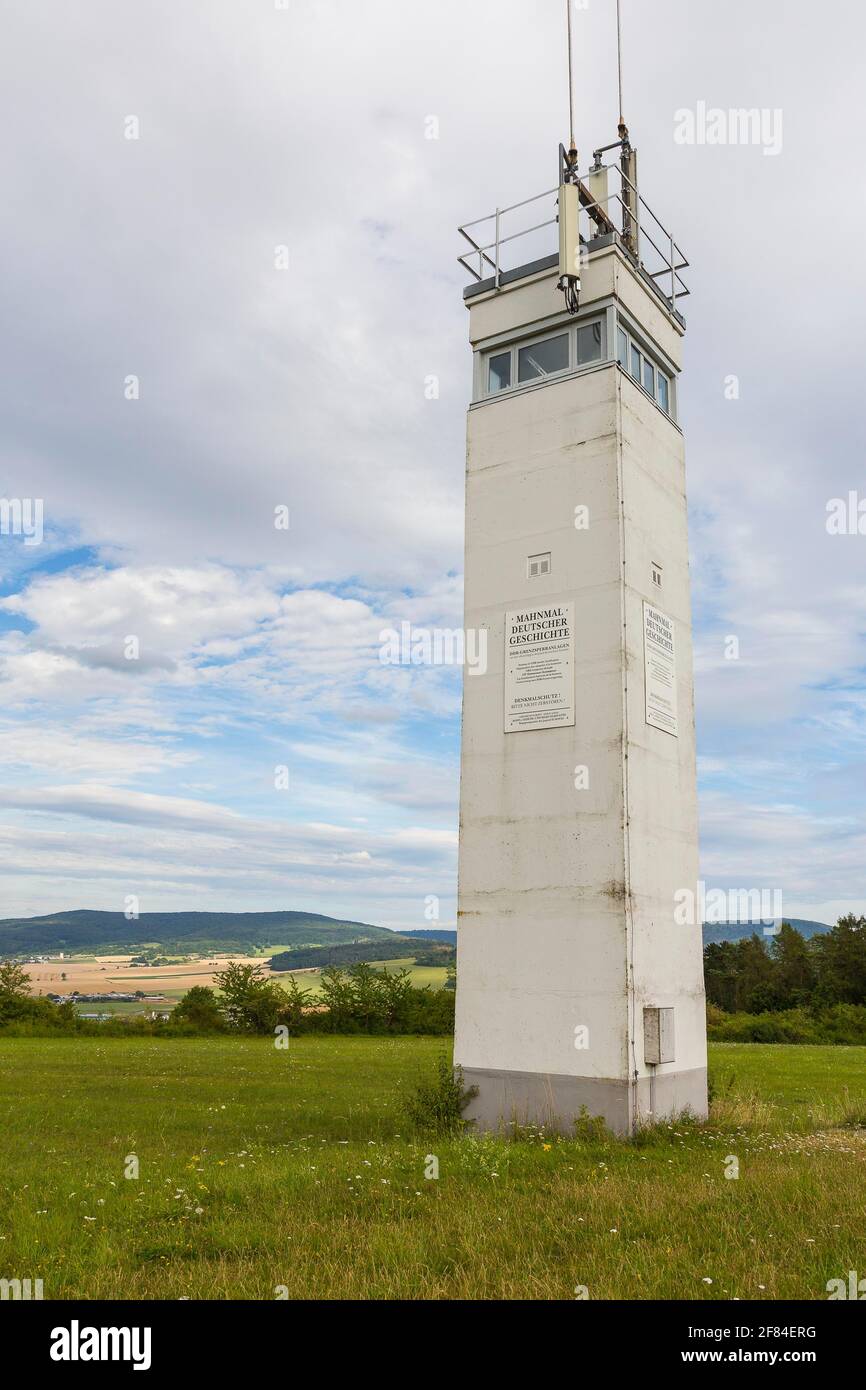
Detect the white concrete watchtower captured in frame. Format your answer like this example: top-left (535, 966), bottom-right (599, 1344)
top-left (453, 141), bottom-right (707, 1135)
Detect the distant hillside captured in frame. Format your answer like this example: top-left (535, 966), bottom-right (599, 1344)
top-left (270, 936), bottom-right (417, 971)
top-left (399, 929), bottom-right (457, 946)
top-left (0, 909), bottom-right (393, 957)
top-left (269, 935), bottom-right (455, 972)
top-left (702, 918), bottom-right (831, 946)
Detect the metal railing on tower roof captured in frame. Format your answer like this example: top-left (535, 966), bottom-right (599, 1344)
top-left (458, 158), bottom-right (689, 322)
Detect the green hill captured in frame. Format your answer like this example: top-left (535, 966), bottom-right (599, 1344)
top-left (702, 918), bottom-right (830, 946)
top-left (268, 937), bottom-right (455, 971)
top-left (0, 909), bottom-right (393, 957)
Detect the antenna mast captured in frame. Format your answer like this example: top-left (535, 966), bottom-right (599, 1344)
top-left (558, 0), bottom-right (581, 313)
top-left (614, 0), bottom-right (639, 257)
top-left (616, 0), bottom-right (626, 138)
top-left (566, 0), bottom-right (577, 157)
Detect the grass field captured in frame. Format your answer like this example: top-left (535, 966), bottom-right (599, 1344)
top-left (0, 1037), bottom-right (864, 1300)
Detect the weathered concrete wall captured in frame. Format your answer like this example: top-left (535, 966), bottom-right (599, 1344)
top-left (617, 370), bottom-right (707, 1126)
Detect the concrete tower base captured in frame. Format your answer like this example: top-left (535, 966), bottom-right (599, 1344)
top-left (461, 1065), bottom-right (709, 1137)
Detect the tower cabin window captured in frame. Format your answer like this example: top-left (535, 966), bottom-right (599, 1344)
top-left (482, 317), bottom-right (604, 400)
top-left (617, 326), bottom-right (628, 368)
top-left (618, 322), bottom-right (674, 419)
top-left (518, 333), bottom-right (568, 383)
top-left (577, 321), bottom-right (602, 364)
top-left (488, 351), bottom-right (511, 393)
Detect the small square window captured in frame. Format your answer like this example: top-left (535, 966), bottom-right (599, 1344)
top-left (527, 552), bottom-right (551, 578)
top-left (518, 333), bottom-right (569, 383)
top-left (643, 359), bottom-right (655, 396)
top-left (630, 344), bottom-right (641, 381)
top-left (652, 563), bottom-right (663, 587)
top-left (488, 351), bottom-right (511, 393)
top-left (577, 321), bottom-right (602, 365)
top-left (617, 326), bottom-right (628, 369)
top-left (658, 373), bottom-right (670, 414)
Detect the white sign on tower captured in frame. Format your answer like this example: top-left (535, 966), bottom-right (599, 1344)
top-left (643, 600), bottom-right (679, 737)
top-left (504, 603), bottom-right (575, 732)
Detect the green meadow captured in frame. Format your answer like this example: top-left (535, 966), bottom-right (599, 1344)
top-left (0, 1037), bottom-right (864, 1300)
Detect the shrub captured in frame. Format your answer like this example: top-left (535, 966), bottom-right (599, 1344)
top-left (573, 1106), bottom-right (610, 1142)
top-left (705, 1003), bottom-right (866, 1046)
top-left (213, 962), bottom-right (287, 1034)
top-left (172, 986), bottom-right (226, 1033)
top-left (404, 1055), bottom-right (478, 1136)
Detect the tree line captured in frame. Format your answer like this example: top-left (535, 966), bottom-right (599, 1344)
top-left (174, 962), bottom-right (455, 1035)
top-left (704, 916), bottom-right (866, 1014)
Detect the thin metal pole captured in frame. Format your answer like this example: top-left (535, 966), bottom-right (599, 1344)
top-left (566, 0), bottom-right (575, 150)
top-left (616, 0), bottom-right (625, 126)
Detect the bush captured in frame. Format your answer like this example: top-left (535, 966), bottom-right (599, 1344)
top-left (312, 964), bottom-right (454, 1036)
top-left (172, 986), bottom-right (226, 1033)
top-left (706, 1002), bottom-right (866, 1045)
top-left (404, 1056), bottom-right (478, 1136)
top-left (213, 962), bottom-right (287, 1034)
top-left (573, 1107), bottom-right (610, 1142)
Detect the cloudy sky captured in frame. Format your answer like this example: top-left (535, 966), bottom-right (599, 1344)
top-left (0, 0), bottom-right (864, 930)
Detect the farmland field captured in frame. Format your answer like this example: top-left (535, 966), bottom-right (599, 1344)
top-left (0, 1037), bottom-right (864, 1300)
top-left (21, 953), bottom-right (448, 1015)
top-left (22, 953), bottom-right (268, 1001)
